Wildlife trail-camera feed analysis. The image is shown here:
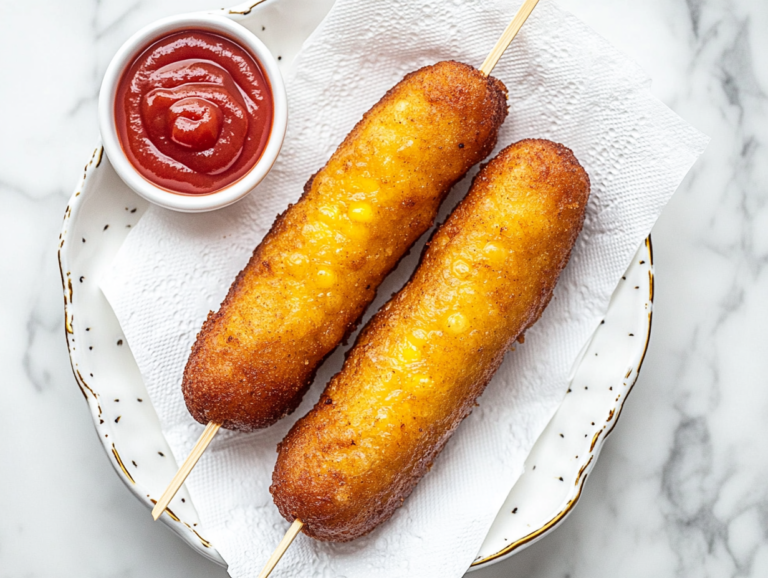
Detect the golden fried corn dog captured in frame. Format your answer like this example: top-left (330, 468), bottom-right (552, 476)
top-left (183, 61), bottom-right (508, 431)
top-left (270, 139), bottom-right (591, 541)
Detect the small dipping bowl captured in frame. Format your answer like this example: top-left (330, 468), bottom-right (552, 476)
top-left (99, 13), bottom-right (287, 212)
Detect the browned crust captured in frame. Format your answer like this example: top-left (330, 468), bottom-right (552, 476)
top-left (182, 61), bottom-right (508, 431)
top-left (270, 139), bottom-right (591, 541)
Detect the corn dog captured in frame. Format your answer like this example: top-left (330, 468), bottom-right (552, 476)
top-left (182, 62), bottom-right (508, 431)
top-left (270, 139), bottom-right (591, 541)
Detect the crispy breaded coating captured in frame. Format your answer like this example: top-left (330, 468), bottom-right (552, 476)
top-left (270, 139), bottom-right (591, 541)
top-left (182, 61), bottom-right (508, 431)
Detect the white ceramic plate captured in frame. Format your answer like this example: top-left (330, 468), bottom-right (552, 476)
top-left (59, 0), bottom-right (653, 571)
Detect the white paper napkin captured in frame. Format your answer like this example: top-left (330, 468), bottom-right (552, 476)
top-left (101, 0), bottom-right (708, 576)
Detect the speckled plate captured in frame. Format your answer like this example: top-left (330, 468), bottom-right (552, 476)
top-left (58, 0), bottom-right (653, 571)
top-left (471, 237), bottom-right (652, 569)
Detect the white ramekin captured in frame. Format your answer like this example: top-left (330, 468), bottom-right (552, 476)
top-left (99, 13), bottom-right (287, 213)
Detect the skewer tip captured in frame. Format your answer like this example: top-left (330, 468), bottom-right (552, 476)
top-left (257, 519), bottom-right (304, 578)
top-left (150, 422), bottom-right (221, 522)
top-left (479, 0), bottom-right (540, 76)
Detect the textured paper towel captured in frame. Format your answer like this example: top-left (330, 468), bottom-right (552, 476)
top-left (101, 0), bottom-right (709, 576)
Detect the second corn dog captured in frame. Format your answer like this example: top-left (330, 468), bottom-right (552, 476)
top-left (271, 139), bottom-right (591, 541)
top-left (182, 61), bottom-right (508, 431)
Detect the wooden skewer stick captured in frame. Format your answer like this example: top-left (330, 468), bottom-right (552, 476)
top-left (151, 421), bottom-right (221, 521)
top-left (255, 2), bottom-right (542, 576)
top-left (479, 0), bottom-right (540, 76)
top-left (257, 519), bottom-right (304, 578)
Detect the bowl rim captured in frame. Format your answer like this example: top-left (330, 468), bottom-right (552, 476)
top-left (98, 12), bottom-right (287, 213)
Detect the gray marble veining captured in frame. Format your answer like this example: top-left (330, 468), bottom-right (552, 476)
top-left (2, 0), bottom-right (766, 576)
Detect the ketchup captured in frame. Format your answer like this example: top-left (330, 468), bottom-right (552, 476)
top-left (115, 30), bottom-right (274, 195)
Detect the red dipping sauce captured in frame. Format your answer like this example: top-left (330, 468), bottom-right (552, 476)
top-left (115, 30), bottom-right (274, 195)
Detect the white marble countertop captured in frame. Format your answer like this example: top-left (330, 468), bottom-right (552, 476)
top-left (2, 0), bottom-right (766, 576)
